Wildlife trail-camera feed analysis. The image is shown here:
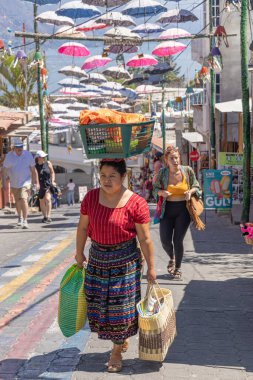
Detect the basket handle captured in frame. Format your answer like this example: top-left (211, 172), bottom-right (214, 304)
top-left (146, 281), bottom-right (164, 307)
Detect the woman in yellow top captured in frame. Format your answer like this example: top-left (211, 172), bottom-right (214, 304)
top-left (153, 146), bottom-right (202, 279)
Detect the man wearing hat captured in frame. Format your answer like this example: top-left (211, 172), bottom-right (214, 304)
top-left (2, 138), bottom-right (39, 229)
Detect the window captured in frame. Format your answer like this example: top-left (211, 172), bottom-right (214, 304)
top-left (211, 0), bottom-right (220, 28)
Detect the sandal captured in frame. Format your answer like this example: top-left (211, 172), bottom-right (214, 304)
top-left (167, 259), bottom-right (175, 274)
top-left (172, 268), bottom-right (182, 280)
top-left (121, 339), bottom-right (129, 353)
top-left (108, 349), bottom-right (123, 373)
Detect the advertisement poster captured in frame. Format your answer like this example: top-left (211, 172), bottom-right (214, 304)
top-left (218, 152), bottom-right (253, 204)
top-left (203, 169), bottom-right (232, 209)
top-left (78, 186), bottom-right (88, 203)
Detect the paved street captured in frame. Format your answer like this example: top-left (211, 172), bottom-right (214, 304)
top-left (0, 206), bottom-right (253, 379)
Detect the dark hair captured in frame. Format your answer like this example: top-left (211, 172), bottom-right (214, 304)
top-left (99, 159), bottom-right (127, 176)
top-left (69, 179), bottom-right (73, 182)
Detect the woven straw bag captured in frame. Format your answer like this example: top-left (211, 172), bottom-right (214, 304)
top-left (137, 282), bottom-right (176, 362)
top-left (58, 264), bottom-right (87, 337)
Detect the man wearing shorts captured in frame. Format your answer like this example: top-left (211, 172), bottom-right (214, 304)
top-left (2, 138), bottom-right (39, 229)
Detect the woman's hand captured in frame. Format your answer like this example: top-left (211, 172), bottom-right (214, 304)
top-left (184, 190), bottom-right (192, 201)
top-left (147, 268), bottom-right (156, 283)
top-left (75, 253), bottom-right (87, 268)
top-left (159, 190), bottom-right (172, 198)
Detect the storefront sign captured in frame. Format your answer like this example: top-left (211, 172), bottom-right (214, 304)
top-left (218, 152), bottom-right (253, 166)
top-left (203, 169), bottom-right (232, 209)
top-left (189, 150), bottom-right (200, 161)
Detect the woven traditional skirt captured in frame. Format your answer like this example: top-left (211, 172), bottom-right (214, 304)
top-left (85, 238), bottom-right (141, 341)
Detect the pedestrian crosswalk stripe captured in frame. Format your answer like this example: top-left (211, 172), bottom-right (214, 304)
top-left (2, 266), bottom-right (28, 277)
top-left (22, 254), bottom-right (44, 263)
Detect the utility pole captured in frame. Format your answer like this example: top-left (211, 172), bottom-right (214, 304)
top-left (209, 0), bottom-right (216, 169)
top-left (240, 0), bottom-right (251, 222)
top-left (34, 2), bottom-right (47, 153)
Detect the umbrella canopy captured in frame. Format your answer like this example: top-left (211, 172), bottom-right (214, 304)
top-left (54, 97), bottom-right (78, 104)
top-left (58, 78), bottom-right (81, 87)
top-left (136, 84), bottom-right (162, 93)
top-left (144, 62), bottom-right (173, 74)
top-left (102, 100), bottom-right (122, 109)
top-left (121, 0), bottom-right (167, 18)
top-left (36, 11), bottom-right (74, 26)
top-left (159, 27), bottom-right (191, 39)
top-left (100, 81), bottom-right (123, 91)
top-left (67, 102), bottom-right (89, 110)
top-left (104, 26), bottom-right (140, 40)
top-left (82, 55), bottom-right (112, 70)
top-left (56, 1), bottom-right (101, 19)
top-left (119, 87), bottom-right (137, 100)
top-left (107, 45), bottom-right (139, 54)
top-left (58, 42), bottom-right (90, 57)
top-left (51, 103), bottom-right (70, 114)
top-left (58, 111), bottom-right (81, 119)
top-left (126, 54), bottom-right (158, 67)
top-left (59, 87), bottom-right (84, 95)
top-left (56, 26), bottom-right (86, 38)
top-left (152, 41), bottom-right (186, 56)
top-left (132, 23), bottom-right (165, 34)
top-left (23, 0), bottom-right (60, 4)
top-left (103, 66), bottom-right (131, 79)
top-left (79, 84), bottom-right (103, 93)
top-left (58, 65), bottom-right (87, 78)
top-left (123, 74), bottom-right (147, 86)
top-left (80, 73), bottom-right (107, 84)
top-left (96, 12), bottom-right (136, 27)
top-left (76, 20), bottom-right (107, 31)
top-left (158, 9), bottom-right (198, 24)
top-left (82, 0), bottom-right (130, 6)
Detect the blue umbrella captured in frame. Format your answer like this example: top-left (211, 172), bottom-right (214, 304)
top-left (23, 0), bottom-right (61, 4)
top-left (56, 1), bottom-right (101, 19)
top-left (132, 23), bottom-right (165, 34)
top-left (121, 0), bottom-right (167, 18)
top-left (119, 87), bottom-right (137, 100)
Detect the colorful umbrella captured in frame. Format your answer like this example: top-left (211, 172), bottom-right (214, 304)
top-left (119, 87), bottom-right (137, 100)
top-left (82, 55), bottom-right (112, 70)
top-left (159, 28), bottom-right (191, 39)
top-left (79, 85), bottom-right (103, 93)
top-left (76, 20), bottom-right (107, 32)
top-left (96, 12), bottom-right (136, 27)
top-left (56, 1), bottom-right (101, 19)
top-left (126, 54), bottom-right (158, 67)
top-left (102, 66), bottom-right (131, 79)
top-left (56, 26), bottom-right (86, 38)
top-left (132, 23), bottom-right (165, 34)
top-left (152, 41), bottom-right (187, 56)
top-left (80, 73), bottom-right (108, 84)
top-left (121, 0), bottom-right (167, 18)
top-left (100, 81), bottom-right (123, 91)
top-left (107, 45), bottom-right (139, 54)
top-left (59, 87), bottom-right (84, 95)
top-left (158, 9), bottom-right (198, 24)
top-left (144, 62), bottom-right (173, 74)
top-left (58, 65), bottom-right (88, 78)
top-left (36, 11), bottom-right (74, 26)
top-left (58, 42), bottom-right (90, 57)
top-left (82, 0), bottom-right (130, 6)
top-left (102, 100), bottom-right (121, 110)
top-left (135, 84), bottom-right (162, 93)
top-left (104, 26), bottom-right (140, 40)
top-left (58, 78), bottom-right (81, 87)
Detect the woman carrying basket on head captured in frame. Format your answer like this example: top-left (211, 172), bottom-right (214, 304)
top-left (153, 145), bottom-right (202, 280)
top-left (75, 158), bottom-right (156, 373)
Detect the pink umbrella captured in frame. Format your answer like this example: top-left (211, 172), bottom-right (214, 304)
top-left (152, 41), bottom-right (186, 57)
top-left (58, 42), bottom-right (90, 57)
top-left (82, 55), bottom-right (112, 70)
top-left (126, 54), bottom-right (158, 68)
top-left (159, 28), bottom-right (191, 40)
top-left (76, 20), bottom-right (108, 32)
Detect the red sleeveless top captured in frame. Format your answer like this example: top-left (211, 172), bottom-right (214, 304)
top-left (80, 188), bottom-right (150, 245)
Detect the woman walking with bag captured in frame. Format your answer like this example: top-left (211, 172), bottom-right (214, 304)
top-left (153, 146), bottom-right (202, 280)
top-left (75, 158), bottom-right (156, 373)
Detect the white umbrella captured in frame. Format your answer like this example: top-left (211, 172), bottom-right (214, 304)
top-left (100, 81), bottom-right (123, 91)
top-left (80, 73), bottom-right (107, 84)
top-left (58, 65), bottom-right (88, 79)
top-left (102, 101), bottom-right (122, 109)
top-left (159, 28), bottom-right (191, 40)
top-left (51, 103), bottom-right (70, 114)
top-left (103, 66), bottom-right (131, 79)
top-left (104, 26), bottom-right (140, 40)
top-left (36, 11), bottom-right (74, 26)
top-left (135, 85), bottom-right (162, 93)
top-left (54, 97), bottom-right (78, 104)
top-left (82, 0), bottom-right (130, 6)
top-left (96, 12), bottom-right (136, 27)
top-left (56, 26), bottom-right (86, 38)
top-left (58, 78), bottom-right (81, 87)
top-left (67, 102), bottom-right (89, 111)
top-left (58, 110), bottom-right (81, 119)
top-left (132, 23), bottom-right (165, 34)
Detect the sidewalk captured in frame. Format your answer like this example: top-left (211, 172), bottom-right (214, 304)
top-left (0, 208), bottom-right (253, 379)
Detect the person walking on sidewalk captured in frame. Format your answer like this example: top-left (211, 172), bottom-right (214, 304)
top-left (2, 138), bottom-right (39, 229)
top-left (75, 158), bottom-right (156, 373)
top-left (35, 150), bottom-right (56, 224)
top-left (153, 145), bottom-right (202, 280)
top-left (66, 178), bottom-right (75, 206)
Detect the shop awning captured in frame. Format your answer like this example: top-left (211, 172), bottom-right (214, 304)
top-left (182, 131), bottom-right (204, 143)
top-left (215, 98), bottom-right (252, 113)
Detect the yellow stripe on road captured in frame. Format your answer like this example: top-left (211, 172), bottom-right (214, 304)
top-left (0, 233), bottom-right (75, 303)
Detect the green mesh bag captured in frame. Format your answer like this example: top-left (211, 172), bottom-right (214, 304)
top-left (58, 264), bottom-right (87, 337)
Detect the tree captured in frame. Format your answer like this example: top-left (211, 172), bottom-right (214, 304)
top-left (0, 53), bottom-right (38, 109)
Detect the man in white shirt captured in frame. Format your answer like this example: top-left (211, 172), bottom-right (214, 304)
top-left (66, 179), bottom-right (75, 206)
top-left (2, 138), bottom-right (39, 229)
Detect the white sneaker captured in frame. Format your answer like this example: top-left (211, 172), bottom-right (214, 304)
top-left (22, 220), bottom-right (29, 229)
top-left (17, 217), bottom-right (23, 226)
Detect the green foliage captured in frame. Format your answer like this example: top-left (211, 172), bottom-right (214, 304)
top-left (0, 53), bottom-right (38, 109)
